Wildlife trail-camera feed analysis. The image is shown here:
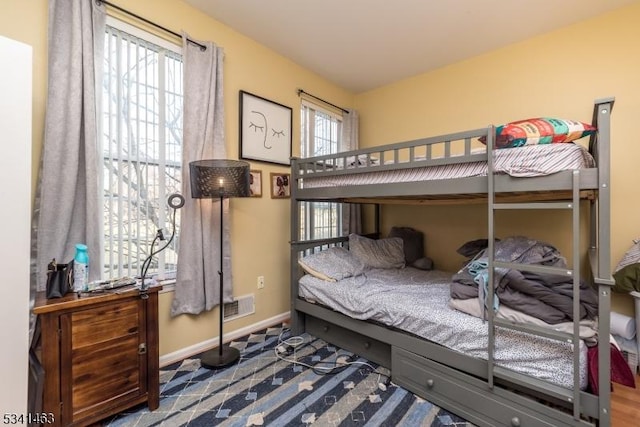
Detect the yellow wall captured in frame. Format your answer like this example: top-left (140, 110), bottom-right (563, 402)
top-left (0, 1), bottom-right (47, 187)
top-left (0, 0), bottom-right (354, 358)
top-left (354, 2), bottom-right (640, 315)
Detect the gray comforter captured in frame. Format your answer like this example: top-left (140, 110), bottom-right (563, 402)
top-left (299, 267), bottom-right (588, 389)
top-left (451, 236), bottom-right (598, 324)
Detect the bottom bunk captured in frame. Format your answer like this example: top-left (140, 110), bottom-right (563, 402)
top-left (290, 236), bottom-right (620, 427)
top-left (296, 300), bottom-right (600, 427)
top-left (299, 267), bottom-right (591, 390)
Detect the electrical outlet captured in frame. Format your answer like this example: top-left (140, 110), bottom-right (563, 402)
top-left (257, 275), bottom-right (265, 289)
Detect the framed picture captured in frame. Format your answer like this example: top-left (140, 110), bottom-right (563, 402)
top-left (249, 170), bottom-right (262, 197)
top-left (270, 172), bottom-right (291, 199)
top-left (239, 90), bottom-right (292, 166)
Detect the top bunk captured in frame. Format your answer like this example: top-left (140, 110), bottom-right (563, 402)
top-left (291, 98), bottom-right (614, 205)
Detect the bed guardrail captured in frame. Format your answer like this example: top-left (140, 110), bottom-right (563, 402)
top-left (292, 127), bottom-right (492, 181)
top-left (290, 236), bottom-right (349, 253)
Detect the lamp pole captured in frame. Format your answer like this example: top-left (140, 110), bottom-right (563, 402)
top-left (217, 189), bottom-right (224, 359)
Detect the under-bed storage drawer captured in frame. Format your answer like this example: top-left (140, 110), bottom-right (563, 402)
top-left (306, 315), bottom-right (391, 368)
top-left (392, 347), bottom-right (588, 427)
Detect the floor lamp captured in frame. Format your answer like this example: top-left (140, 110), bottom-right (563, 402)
top-left (189, 159), bottom-right (250, 368)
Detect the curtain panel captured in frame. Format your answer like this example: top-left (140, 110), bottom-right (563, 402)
top-left (171, 36), bottom-right (230, 316)
top-left (34, 0), bottom-right (105, 291)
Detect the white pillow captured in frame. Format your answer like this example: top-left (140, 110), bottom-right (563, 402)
top-left (298, 246), bottom-right (365, 282)
top-left (348, 234), bottom-right (405, 269)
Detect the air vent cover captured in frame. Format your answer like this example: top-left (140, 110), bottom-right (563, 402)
top-left (223, 294), bottom-right (255, 322)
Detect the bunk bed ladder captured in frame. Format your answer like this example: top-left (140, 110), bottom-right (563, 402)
top-left (590, 97), bottom-right (615, 427)
top-left (487, 138), bottom-right (584, 420)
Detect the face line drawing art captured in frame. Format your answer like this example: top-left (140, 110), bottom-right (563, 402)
top-left (242, 92), bottom-right (291, 165)
top-left (250, 110), bottom-right (271, 149)
top-left (248, 121), bottom-right (264, 133)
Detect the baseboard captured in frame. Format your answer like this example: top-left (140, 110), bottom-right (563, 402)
top-left (159, 311), bottom-right (290, 367)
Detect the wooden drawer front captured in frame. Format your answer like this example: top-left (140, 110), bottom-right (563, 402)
top-left (71, 299), bottom-right (142, 347)
top-left (392, 347), bottom-right (585, 427)
top-left (306, 316), bottom-right (391, 368)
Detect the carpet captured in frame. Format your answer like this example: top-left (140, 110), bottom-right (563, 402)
top-left (104, 324), bottom-right (475, 426)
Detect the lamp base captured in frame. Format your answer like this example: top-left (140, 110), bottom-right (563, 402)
top-left (200, 345), bottom-right (240, 369)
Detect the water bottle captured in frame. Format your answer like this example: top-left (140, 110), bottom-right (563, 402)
top-left (73, 243), bottom-right (89, 292)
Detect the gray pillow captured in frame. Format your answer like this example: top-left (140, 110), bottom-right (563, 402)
top-left (348, 234), bottom-right (405, 269)
top-left (388, 226), bottom-right (424, 264)
top-left (411, 256), bottom-right (434, 271)
top-left (298, 246), bottom-right (365, 282)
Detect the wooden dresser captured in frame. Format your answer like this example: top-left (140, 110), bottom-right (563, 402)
top-left (32, 286), bottom-right (161, 427)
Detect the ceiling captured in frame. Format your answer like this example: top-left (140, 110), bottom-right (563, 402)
top-left (184, 0), bottom-right (636, 93)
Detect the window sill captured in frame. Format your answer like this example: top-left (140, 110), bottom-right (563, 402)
top-left (157, 279), bottom-right (176, 294)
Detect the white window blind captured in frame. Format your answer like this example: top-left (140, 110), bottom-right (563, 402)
top-left (300, 101), bottom-right (343, 240)
top-left (100, 20), bottom-right (183, 280)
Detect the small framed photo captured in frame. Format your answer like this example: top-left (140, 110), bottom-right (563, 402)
top-left (270, 172), bottom-right (291, 199)
top-left (240, 90), bottom-right (292, 166)
top-left (249, 170), bottom-right (262, 197)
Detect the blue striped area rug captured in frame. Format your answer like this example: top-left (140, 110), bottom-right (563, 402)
top-left (105, 324), bottom-right (474, 426)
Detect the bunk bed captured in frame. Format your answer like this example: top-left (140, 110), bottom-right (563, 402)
top-left (289, 98), bottom-right (616, 427)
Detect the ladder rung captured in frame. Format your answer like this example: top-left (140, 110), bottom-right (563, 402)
top-left (494, 318), bottom-right (574, 343)
top-left (493, 261), bottom-right (573, 277)
top-left (493, 202), bottom-right (573, 210)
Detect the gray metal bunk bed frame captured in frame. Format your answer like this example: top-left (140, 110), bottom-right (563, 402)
top-left (289, 97), bottom-right (615, 427)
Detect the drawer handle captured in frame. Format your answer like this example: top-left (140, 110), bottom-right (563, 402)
top-left (323, 325), bottom-right (329, 332)
top-left (138, 343), bottom-right (147, 355)
top-left (426, 379), bottom-right (434, 389)
top-left (363, 342), bottom-right (371, 349)
top-left (511, 417), bottom-right (521, 427)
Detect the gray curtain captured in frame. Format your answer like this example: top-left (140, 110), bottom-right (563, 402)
top-left (34, 0), bottom-right (105, 292)
top-left (341, 109), bottom-right (362, 235)
top-left (171, 36), bottom-right (230, 316)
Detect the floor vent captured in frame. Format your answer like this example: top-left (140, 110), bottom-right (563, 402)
top-left (223, 294), bottom-right (255, 322)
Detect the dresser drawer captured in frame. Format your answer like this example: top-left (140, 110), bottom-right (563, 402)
top-left (306, 315), bottom-right (391, 368)
top-left (392, 347), bottom-right (581, 427)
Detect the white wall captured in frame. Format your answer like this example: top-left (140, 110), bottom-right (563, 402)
top-left (0, 35), bottom-right (32, 414)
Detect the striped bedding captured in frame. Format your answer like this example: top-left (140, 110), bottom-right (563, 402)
top-left (303, 143), bottom-right (594, 188)
top-left (299, 267), bottom-right (588, 390)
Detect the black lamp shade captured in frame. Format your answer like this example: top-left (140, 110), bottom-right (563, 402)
top-left (189, 159), bottom-right (251, 199)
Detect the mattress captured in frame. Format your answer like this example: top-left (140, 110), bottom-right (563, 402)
top-left (302, 142), bottom-right (595, 188)
top-left (298, 267), bottom-right (588, 390)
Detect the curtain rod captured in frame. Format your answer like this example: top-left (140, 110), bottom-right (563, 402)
top-left (297, 89), bottom-right (349, 114)
top-left (96, 0), bottom-right (207, 51)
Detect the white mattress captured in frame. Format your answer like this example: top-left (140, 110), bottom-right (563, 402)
top-left (299, 267), bottom-right (588, 390)
top-left (303, 143), bottom-right (595, 188)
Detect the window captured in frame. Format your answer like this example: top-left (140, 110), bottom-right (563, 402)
top-left (300, 101), bottom-right (343, 240)
top-left (100, 19), bottom-right (183, 280)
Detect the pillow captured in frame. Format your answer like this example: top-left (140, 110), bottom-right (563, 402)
top-left (612, 239), bottom-right (640, 293)
top-left (298, 246), bottom-right (365, 282)
top-left (479, 117), bottom-right (596, 149)
top-left (411, 256), bottom-right (434, 271)
top-left (348, 234), bottom-right (405, 269)
top-left (388, 226), bottom-right (424, 264)
top-left (615, 238), bottom-right (640, 273)
top-left (613, 264), bottom-right (640, 293)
